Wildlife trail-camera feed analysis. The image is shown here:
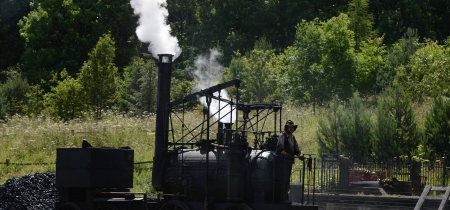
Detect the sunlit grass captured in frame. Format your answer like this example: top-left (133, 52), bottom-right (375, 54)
top-left (0, 102), bottom-right (432, 194)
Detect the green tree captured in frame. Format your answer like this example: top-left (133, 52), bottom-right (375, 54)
top-left (424, 97), bottom-right (450, 159)
top-left (398, 39), bottom-right (450, 101)
top-left (287, 14), bottom-right (356, 107)
top-left (18, 0), bottom-right (137, 84)
top-left (347, 0), bottom-right (375, 50)
top-left (377, 28), bottom-right (420, 90)
top-left (316, 96), bottom-right (343, 156)
top-left (223, 37), bottom-right (282, 103)
top-left (120, 55), bottom-right (158, 115)
top-left (339, 93), bottom-right (373, 160)
top-left (373, 84), bottom-right (420, 160)
top-left (79, 33), bottom-right (119, 120)
top-left (24, 84), bottom-right (45, 117)
top-left (45, 70), bottom-right (85, 121)
top-left (369, 0), bottom-right (450, 46)
top-left (316, 94), bottom-right (373, 159)
top-left (0, 0), bottom-right (31, 76)
top-left (355, 36), bottom-right (386, 95)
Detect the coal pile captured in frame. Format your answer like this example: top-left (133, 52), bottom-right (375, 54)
top-left (0, 172), bottom-right (58, 210)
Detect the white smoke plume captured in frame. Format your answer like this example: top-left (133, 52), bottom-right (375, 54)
top-left (130, 0), bottom-right (182, 60)
top-left (190, 49), bottom-right (236, 123)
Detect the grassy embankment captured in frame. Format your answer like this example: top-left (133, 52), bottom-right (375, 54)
top-left (0, 102), bottom-right (431, 194)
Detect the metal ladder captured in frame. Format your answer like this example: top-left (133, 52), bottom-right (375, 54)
top-left (414, 185), bottom-right (450, 210)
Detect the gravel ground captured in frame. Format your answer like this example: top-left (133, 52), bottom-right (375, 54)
top-left (0, 172), bottom-right (58, 210)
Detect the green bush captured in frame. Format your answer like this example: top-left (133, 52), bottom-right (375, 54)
top-left (0, 76), bottom-right (30, 116)
top-left (0, 93), bottom-right (8, 120)
top-left (398, 40), bottom-right (450, 101)
top-left (287, 14), bottom-right (356, 105)
top-left (223, 37), bottom-right (283, 103)
top-left (45, 70), bottom-right (85, 121)
top-left (24, 84), bottom-right (45, 117)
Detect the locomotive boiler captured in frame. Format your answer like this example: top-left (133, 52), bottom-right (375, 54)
top-left (55, 54), bottom-right (318, 210)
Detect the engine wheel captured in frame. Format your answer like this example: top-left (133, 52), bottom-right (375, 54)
top-left (96, 204), bottom-right (119, 210)
top-left (159, 200), bottom-right (190, 210)
top-left (224, 203), bottom-right (252, 210)
top-left (58, 203), bottom-right (81, 210)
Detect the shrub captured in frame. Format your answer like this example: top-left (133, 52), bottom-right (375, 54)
top-left (45, 70), bottom-right (85, 121)
top-left (0, 77), bottom-right (30, 116)
top-left (0, 93), bottom-right (8, 120)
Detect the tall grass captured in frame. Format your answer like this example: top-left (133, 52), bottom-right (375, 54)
top-left (0, 103), bottom-right (432, 194)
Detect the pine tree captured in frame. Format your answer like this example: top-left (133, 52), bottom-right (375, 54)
top-left (373, 84), bottom-right (419, 160)
top-left (425, 97), bottom-right (450, 158)
top-left (340, 93), bottom-right (373, 160)
top-left (121, 55), bottom-right (158, 115)
top-left (316, 96), bottom-right (342, 156)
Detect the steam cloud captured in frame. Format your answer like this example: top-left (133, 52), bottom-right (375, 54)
top-left (130, 0), bottom-right (182, 60)
top-left (191, 49), bottom-right (236, 123)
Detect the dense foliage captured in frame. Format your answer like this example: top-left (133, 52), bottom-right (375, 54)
top-left (1, 0), bottom-right (450, 160)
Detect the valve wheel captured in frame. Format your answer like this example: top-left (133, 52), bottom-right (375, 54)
top-left (159, 200), bottom-right (190, 210)
top-left (224, 203), bottom-right (252, 210)
top-left (58, 202), bottom-right (81, 210)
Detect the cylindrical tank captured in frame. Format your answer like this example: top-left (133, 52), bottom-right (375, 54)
top-left (248, 150), bottom-right (276, 194)
top-left (161, 148), bottom-right (277, 203)
top-left (163, 149), bottom-right (228, 202)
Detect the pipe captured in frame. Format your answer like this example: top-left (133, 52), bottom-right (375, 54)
top-left (152, 54), bottom-right (173, 190)
top-left (217, 122), bottom-right (224, 145)
top-left (224, 123), bottom-right (233, 146)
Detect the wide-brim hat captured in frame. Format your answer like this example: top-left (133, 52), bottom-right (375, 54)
top-left (284, 120), bottom-right (298, 131)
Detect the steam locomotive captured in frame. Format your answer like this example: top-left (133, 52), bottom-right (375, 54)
top-left (54, 54), bottom-right (318, 210)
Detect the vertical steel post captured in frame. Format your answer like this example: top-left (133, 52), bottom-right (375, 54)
top-left (204, 96), bottom-right (211, 210)
top-left (302, 159), bottom-right (306, 204)
top-left (443, 155), bottom-right (447, 187)
top-left (313, 158), bottom-right (316, 205)
top-left (274, 111), bottom-right (277, 133)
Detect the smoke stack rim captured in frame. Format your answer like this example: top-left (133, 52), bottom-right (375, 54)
top-left (158, 54), bottom-right (174, 63)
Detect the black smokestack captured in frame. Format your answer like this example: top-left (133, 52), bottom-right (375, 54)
top-left (152, 54), bottom-right (173, 190)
